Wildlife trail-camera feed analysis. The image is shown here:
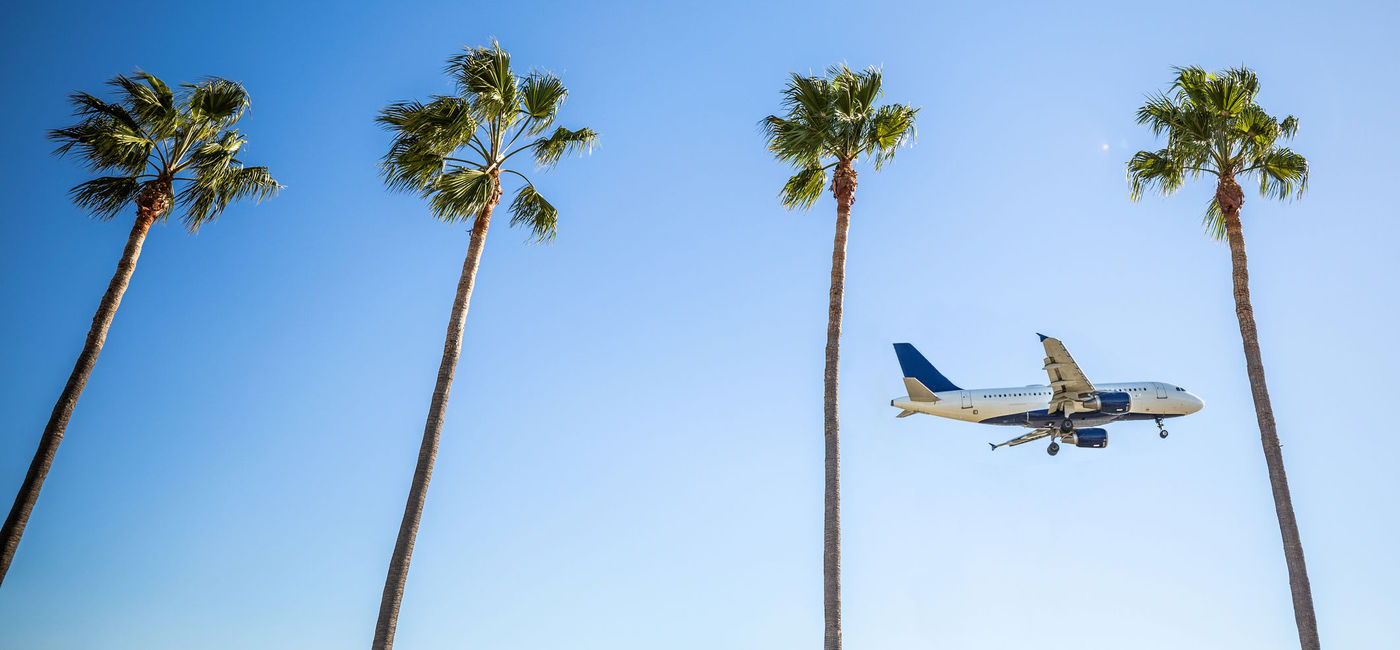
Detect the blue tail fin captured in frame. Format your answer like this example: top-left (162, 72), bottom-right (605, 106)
top-left (893, 343), bottom-right (961, 392)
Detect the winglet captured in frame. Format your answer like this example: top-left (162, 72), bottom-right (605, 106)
top-left (1037, 332), bottom-right (1049, 342)
top-left (988, 442), bottom-right (997, 451)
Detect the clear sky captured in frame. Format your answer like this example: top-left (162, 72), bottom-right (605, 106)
top-left (2, 1), bottom-right (1397, 648)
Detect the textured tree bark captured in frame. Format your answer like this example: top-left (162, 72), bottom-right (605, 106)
top-left (372, 178), bottom-right (501, 650)
top-left (1218, 177), bottom-right (1321, 650)
top-left (0, 204), bottom-right (160, 586)
top-left (823, 160), bottom-right (856, 650)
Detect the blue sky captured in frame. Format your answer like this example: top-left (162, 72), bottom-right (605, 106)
top-left (2, 0), bottom-right (1397, 648)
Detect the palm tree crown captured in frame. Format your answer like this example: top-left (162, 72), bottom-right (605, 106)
top-left (377, 42), bottom-right (597, 241)
top-left (50, 72), bottom-right (280, 228)
top-left (762, 64), bottom-right (917, 209)
top-left (1127, 66), bottom-right (1308, 238)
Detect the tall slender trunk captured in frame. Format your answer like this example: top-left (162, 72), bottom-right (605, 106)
top-left (823, 160), bottom-right (856, 650)
top-left (1, 206), bottom-right (160, 586)
top-left (1217, 177), bottom-right (1320, 650)
top-left (372, 179), bottom-right (500, 650)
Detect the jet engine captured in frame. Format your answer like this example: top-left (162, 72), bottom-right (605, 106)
top-left (1064, 428), bottom-right (1108, 448)
top-left (1081, 391), bottom-right (1130, 414)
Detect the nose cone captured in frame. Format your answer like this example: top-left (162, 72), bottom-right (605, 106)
top-left (1184, 391), bottom-right (1205, 414)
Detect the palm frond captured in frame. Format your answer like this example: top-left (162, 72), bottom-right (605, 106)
top-left (178, 161), bottom-right (280, 231)
top-left (378, 96), bottom-right (477, 140)
top-left (831, 65), bottom-right (881, 120)
top-left (1126, 150), bottom-right (1186, 200)
top-left (113, 72), bottom-right (181, 139)
top-left (1135, 92), bottom-right (1182, 137)
top-left (780, 73), bottom-right (831, 126)
top-left (381, 135), bottom-right (450, 193)
top-left (1250, 148), bottom-right (1308, 201)
top-left (532, 126), bottom-right (597, 168)
top-left (447, 42), bottom-right (518, 121)
top-left (428, 167), bottom-right (496, 223)
top-left (1221, 66), bottom-right (1261, 103)
top-left (508, 184), bottom-right (558, 243)
top-left (185, 78), bottom-right (250, 130)
top-left (779, 165), bottom-right (828, 210)
top-left (761, 115), bottom-right (823, 166)
top-left (69, 176), bottom-right (143, 219)
top-left (1170, 66), bottom-right (1212, 106)
top-left (1202, 196), bottom-right (1226, 241)
top-left (1233, 104), bottom-right (1277, 143)
top-left (68, 91), bottom-right (142, 133)
top-left (48, 117), bottom-right (152, 174)
top-left (518, 71), bottom-right (567, 135)
top-left (864, 103), bottom-right (917, 169)
top-left (377, 97), bottom-right (481, 192)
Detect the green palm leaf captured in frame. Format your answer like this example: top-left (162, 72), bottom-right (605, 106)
top-left (518, 72), bottom-right (567, 135)
top-left (508, 185), bottom-right (558, 242)
top-left (428, 167), bottom-right (496, 223)
top-left (533, 127), bottom-right (597, 168)
top-left (69, 176), bottom-right (143, 219)
top-left (779, 165), bottom-right (829, 210)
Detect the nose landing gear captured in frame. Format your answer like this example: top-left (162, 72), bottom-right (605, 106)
top-left (1156, 417), bottom-right (1169, 439)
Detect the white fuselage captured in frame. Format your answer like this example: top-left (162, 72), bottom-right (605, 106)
top-left (891, 381), bottom-right (1204, 428)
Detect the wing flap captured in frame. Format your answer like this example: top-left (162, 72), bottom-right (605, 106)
top-left (989, 427), bottom-right (1054, 450)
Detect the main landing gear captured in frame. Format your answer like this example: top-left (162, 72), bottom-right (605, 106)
top-left (1048, 417), bottom-right (1073, 455)
top-left (1156, 417), bottom-right (1169, 439)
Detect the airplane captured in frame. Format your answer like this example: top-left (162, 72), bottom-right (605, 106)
top-left (888, 334), bottom-right (1204, 456)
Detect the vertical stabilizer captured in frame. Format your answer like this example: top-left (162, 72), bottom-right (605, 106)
top-left (892, 343), bottom-right (961, 393)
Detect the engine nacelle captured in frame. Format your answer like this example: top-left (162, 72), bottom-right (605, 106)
top-left (1082, 391), bottom-right (1131, 414)
top-left (1066, 428), bottom-right (1108, 448)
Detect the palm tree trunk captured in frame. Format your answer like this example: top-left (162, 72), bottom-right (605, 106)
top-left (1218, 177), bottom-right (1320, 650)
top-left (372, 185), bottom-right (500, 650)
top-left (0, 209), bottom-right (158, 586)
top-left (823, 160), bottom-right (856, 650)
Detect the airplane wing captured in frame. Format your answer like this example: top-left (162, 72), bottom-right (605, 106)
top-left (1039, 333), bottom-right (1095, 415)
top-left (989, 427), bottom-right (1054, 450)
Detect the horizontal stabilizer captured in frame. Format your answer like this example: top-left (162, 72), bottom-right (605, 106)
top-left (896, 409), bottom-right (917, 418)
top-left (903, 377), bottom-right (938, 402)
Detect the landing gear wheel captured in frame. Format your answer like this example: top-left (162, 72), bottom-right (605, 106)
top-left (1047, 441), bottom-right (1060, 456)
top-left (1159, 430), bottom-right (1169, 439)
top-left (1154, 417), bottom-right (1168, 439)
top-left (1059, 418), bottom-right (1074, 434)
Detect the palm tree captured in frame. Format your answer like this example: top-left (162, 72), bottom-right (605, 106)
top-left (371, 42), bottom-right (595, 650)
top-left (762, 65), bottom-right (916, 650)
top-left (1128, 66), bottom-right (1317, 649)
top-left (0, 72), bottom-right (279, 586)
